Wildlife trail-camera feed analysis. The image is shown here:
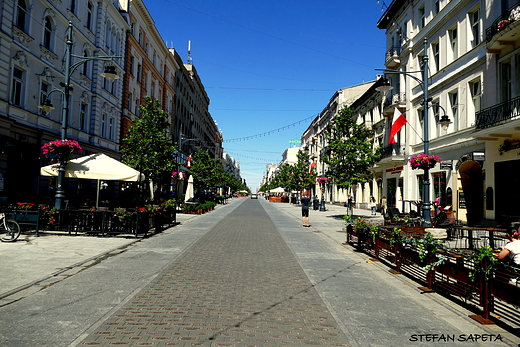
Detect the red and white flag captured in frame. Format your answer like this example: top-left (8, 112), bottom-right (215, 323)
top-left (388, 108), bottom-right (407, 144)
top-left (187, 155), bottom-right (192, 167)
top-left (309, 162), bottom-right (316, 174)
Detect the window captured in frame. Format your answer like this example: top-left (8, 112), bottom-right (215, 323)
top-left (432, 42), bottom-right (440, 72)
top-left (11, 67), bottom-right (24, 106)
top-left (16, 0), bottom-right (28, 32)
top-left (449, 91), bottom-right (458, 131)
top-left (434, 1), bottom-right (440, 15)
top-left (418, 6), bottom-right (426, 29)
top-left (470, 80), bottom-right (481, 112)
top-left (432, 99), bottom-right (441, 136)
top-left (108, 117), bottom-right (114, 141)
top-left (135, 98), bottom-right (139, 116)
top-left (43, 17), bottom-right (53, 50)
top-left (136, 63), bottom-right (142, 82)
top-left (79, 103), bottom-right (88, 131)
top-left (449, 26), bottom-right (458, 61)
top-left (129, 56), bottom-right (134, 76)
top-left (40, 82), bottom-right (50, 114)
top-left (87, 2), bottom-right (93, 31)
top-left (500, 61), bottom-right (511, 102)
top-left (418, 108), bottom-right (425, 141)
top-left (470, 8), bottom-right (481, 47)
top-left (82, 50), bottom-right (90, 77)
top-left (70, 0), bottom-right (77, 15)
top-left (105, 23), bottom-right (111, 50)
top-left (101, 114), bottom-right (107, 137)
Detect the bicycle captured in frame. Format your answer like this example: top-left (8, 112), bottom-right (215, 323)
top-left (0, 212), bottom-right (21, 242)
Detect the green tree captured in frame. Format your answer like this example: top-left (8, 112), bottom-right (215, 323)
top-left (291, 150), bottom-right (317, 192)
top-left (189, 149), bottom-right (215, 191)
top-left (322, 106), bottom-right (382, 190)
top-left (121, 97), bottom-right (177, 200)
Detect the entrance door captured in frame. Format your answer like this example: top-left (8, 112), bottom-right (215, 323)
top-left (496, 160), bottom-right (520, 220)
top-left (459, 161), bottom-right (483, 226)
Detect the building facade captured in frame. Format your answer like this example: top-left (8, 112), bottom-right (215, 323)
top-left (377, 0), bottom-right (487, 224)
top-left (1, 0), bottom-right (128, 205)
top-left (301, 83), bottom-right (374, 204)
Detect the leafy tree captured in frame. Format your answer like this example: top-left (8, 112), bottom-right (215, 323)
top-left (121, 97), bottom-right (177, 200)
top-left (189, 149), bottom-right (248, 194)
top-left (322, 106), bottom-right (382, 190)
top-left (189, 149), bottom-right (216, 191)
top-left (291, 150), bottom-right (317, 192)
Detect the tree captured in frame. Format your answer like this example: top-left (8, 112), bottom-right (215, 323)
top-left (121, 97), bottom-right (177, 201)
top-left (189, 149), bottom-right (247, 195)
top-left (291, 150), bottom-right (317, 192)
top-left (322, 106), bottom-right (382, 190)
top-left (189, 149), bottom-right (215, 191)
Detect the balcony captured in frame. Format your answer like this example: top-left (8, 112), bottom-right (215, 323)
top-left (378, 143), bottom-right (406, 168)
top-left (385, 46), bottom-right (401, 69)
top-left (486, 2), bottom-right (520, 51)
top-left (382, 92), bottom-right (406, 117)
top-left (475, 95), bottom-right (520, 130)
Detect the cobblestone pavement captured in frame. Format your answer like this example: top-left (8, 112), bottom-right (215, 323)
top-left (77, 199), bottom-right (350, 346)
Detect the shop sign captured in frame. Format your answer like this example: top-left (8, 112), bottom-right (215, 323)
top-left (472, 151), bottom-right (485, 161)
top-left (440, 160), bottom-right (452, 170)
top-left (386, 166), bottom-right (403, 174)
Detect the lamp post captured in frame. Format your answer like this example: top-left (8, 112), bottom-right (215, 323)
top-left (376, 38), bottom-right (451, 226)
top-left (39, 21), bottom-right (120, 210)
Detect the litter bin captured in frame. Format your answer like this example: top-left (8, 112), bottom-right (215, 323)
top-left (313, 197), bottom-right (319, 210)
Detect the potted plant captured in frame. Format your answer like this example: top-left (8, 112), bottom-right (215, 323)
top-left (409, 154), bottom-right (442, 170)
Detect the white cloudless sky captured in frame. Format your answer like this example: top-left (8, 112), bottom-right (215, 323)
top-left (145, 0), bottom-right (387, 190)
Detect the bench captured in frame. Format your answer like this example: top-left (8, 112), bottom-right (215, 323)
top-left (8, 209), bottom-right (41, 236)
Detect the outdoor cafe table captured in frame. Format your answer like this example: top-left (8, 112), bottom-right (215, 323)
top-left (456, 226), bottom-right (508, 250)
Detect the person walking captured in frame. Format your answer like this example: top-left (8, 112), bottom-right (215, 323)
top-left (301, 193), bottom-right (311, 227)
top-left (381, 196), bottom-right (387, 215)
top-left (370, 197), bottom-right (377, 215)
top-left (346, 196), bottom-right (354, 216)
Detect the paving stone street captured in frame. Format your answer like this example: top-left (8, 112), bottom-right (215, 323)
top-left (79, 199), bottom-right (350, 346)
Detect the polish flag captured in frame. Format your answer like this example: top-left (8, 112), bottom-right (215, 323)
top-left (309, 162), bottom-right (317, 174)
top-left (388, 108), bottom-right (407, 144)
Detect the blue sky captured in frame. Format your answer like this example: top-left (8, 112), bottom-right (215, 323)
top-left (146, 0), bottom-right (387, 190)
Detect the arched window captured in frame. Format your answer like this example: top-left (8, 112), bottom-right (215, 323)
top-left (43, 17), bottom-right (53, 50)
top-left (16, 0), bottom-right (27, 32)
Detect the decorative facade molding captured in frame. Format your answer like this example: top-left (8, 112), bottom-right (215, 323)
top-left (12, 27), bottom-right (34, 47)
top-left (13, 51), bottom-right (29, 68)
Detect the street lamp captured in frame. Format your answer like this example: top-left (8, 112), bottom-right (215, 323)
top-left (39, 21), bottom-right (120, 210)
top-left (376, 38), bottom-right (451, 226)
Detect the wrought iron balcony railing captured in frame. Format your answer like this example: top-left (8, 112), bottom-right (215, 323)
top-left (486, 1), bottom-right (520, 42)
top-left (475, 95), bottom-right (520, 130)
top-left (383, 92), bottom-right (406, 109)
top-left (381, 143), bottom-right (404, 159)
top-left (385, 46), bottom-right (401, 62)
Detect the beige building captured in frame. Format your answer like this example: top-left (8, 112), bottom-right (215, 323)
top-left (301, 83), bottom-right (374, 203)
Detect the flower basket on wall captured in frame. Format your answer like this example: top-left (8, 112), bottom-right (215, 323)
top-left (409, 154), bottom-right (442, 170)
